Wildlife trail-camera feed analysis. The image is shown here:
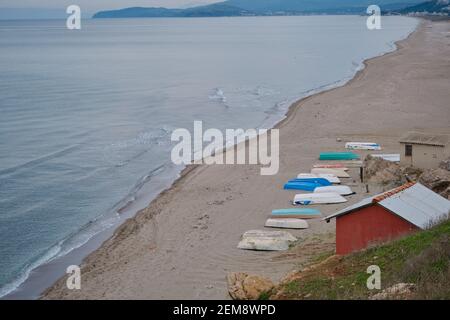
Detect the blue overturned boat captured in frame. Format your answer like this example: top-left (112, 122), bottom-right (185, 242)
top-left (283, 181), bottom-right (322, 191)
top-left (288, 178), bottom-right (332, 186)
top-left (284, 177), bottom-right (332, 190)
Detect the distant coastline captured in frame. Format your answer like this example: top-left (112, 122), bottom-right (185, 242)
top-left (92, 0), bottom-right (438, 19)
top-left (0, 15), bottom-right (419, 299)
top-left (1, 0), bottom-right (447, 21)
top-left (41, 18), bottom-right (448, 300)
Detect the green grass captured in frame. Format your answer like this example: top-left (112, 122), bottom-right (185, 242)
top-left (258, 291), bottom-right (272, 300)
top-left (311, 250), bottom-right (334, 264)
top-left (273, 219), bottom-right (450, 300)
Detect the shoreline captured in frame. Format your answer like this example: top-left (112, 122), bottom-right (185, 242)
top-left (0, 18), bottom-right (418, 300)
top-left (3, 17), bottom-right (446, 299)
top-left (38, 19), bottom-right (423, 300)
top-left (41, 18), bottom-right (450, 299)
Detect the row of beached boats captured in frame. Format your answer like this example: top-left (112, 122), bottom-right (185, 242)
top-left (237, 142), bottom-right (395, 251)
top-left (280, 158), bottom-right (355, 213)
top-left (238, 150), bottom-right (363, 251)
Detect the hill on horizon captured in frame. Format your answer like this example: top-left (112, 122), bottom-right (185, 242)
top-left (93, 0), bottom-right (425, 18)
top-left (395, 0), bottom-right (450, 15)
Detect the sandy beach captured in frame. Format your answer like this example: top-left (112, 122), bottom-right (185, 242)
top-left (42, 19), bottom-right (450, 300)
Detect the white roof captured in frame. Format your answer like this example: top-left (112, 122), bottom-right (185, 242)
top-left (370, 154), bottom-right (400, 162)
top-left (324, 183), bottom-right (450, 229)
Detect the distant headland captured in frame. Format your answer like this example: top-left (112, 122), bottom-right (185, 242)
top-left (92, 0), bottom-right (449, 19)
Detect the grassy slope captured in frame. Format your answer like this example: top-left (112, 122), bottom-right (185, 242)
top-left (267, 219), bottom-right (450, 300)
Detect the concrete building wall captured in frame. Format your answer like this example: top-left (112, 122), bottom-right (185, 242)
top-left (400, 143), bottom-right (448, 169)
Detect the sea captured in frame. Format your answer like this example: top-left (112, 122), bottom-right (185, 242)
top-left (0, 15), bottom-right (418, 298)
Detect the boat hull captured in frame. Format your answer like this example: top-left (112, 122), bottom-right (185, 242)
top-left (265, 218), bottom-right (309, 229)
top-left (370, 154), bottom-right (400, 162)
top-left (293, 192), bottom-right (348, 205)
top-left (345, 142), bottom-right (381, 150)
top-left (314, 185), bottom-right (354, 196)
top-left (297, 173), bottom-right (341, 184)
top-left (271, 208), bottom-right (321, 219)
top-left (312, 164), bottom-right (348, 170)
top-left (319, 152), bottom-right (360, 160)
top-left (237, 238), bottom-right (290, 251)
top-left (311, 168), bottom-right (350, 178)
top-left (288, 178), bottom-right (332, 186)
top-left (284, 181), bottom-right (321, 191)
top-left (238, 230), bottom-right (297, 251)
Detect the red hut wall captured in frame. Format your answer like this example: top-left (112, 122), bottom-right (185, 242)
top-left (336, 204), bottom-right (419, 255)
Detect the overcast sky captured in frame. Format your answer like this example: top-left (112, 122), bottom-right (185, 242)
top-left (0, 0), bottom-right (221, 12)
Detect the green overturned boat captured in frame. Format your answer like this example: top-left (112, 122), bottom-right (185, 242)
top-left (319, 152), bottom-right (359, 161)
top-left (271, 208), bottom-right (321, 219)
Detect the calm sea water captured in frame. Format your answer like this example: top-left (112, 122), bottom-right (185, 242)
top-left (0, 16), bottom-right (417, 297)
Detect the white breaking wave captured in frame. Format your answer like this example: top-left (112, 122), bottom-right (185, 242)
top-left (209, 88), bottom-right (227, 104)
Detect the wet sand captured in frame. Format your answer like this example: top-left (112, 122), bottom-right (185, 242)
top-left (42, 20), bottom-right (450, 299)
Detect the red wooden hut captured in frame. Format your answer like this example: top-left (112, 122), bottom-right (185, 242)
top-left (324, 182), bottom-right (450, 255)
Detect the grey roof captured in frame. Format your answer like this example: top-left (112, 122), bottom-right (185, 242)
top-left (399, 132), bottom-right (448, 147)
top-left (324, 183), bottom-right (450, 229)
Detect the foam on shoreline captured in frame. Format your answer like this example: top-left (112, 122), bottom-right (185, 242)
top-left (1, 17), bottom-right (421, 300)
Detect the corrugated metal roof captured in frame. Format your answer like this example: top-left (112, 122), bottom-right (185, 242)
top-left (372, 182), bottom-right (416, 202)
top-left (323, 197), bottom-right (373, 222)
top-left (324, 183), bottom-right (450, 229)
top-left (399, 131), bottom-right (448, 147)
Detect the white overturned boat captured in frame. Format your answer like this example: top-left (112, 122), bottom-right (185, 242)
top-left (294, 192), bottom-right (347, 205)
top-left (241, 230), bottom-right (297, 241)
top-left (238, 230), bottom-right (297, 251)
top-left (297, 173), bottom-right (341, 184)
top-left (311, 168), bottom-right (350, 178)
top-left (340, 161), bottom-right (364, 168)
top-left (370, 154), bottom-right (400, 162)
top-left (238, 238), bottom-right (289, 251)
top-left (265, 218), bottom-right (309, 229)
top-left (314, 185), bottom-right (354, 196)
top-left (345, 142), bottom-right (381, 150)
top-left (312, 164), bottom-right (349, 171)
